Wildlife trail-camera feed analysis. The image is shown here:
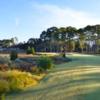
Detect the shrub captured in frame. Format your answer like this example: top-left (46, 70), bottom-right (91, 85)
top-left (26, 47), bottom-right (35, 55)
top-left (0, 94), bottom-right (5, 100)
top-left (0, 70), bottom-right (38, 92)
top-left (62, 53), bottom-right (66, 58)
top-left (30, 66), bottom-right (39, 73)
top-left (0, 80), bottom-right (10, 100)
top-left (10, 51), bottom-right (18, 61)
top-left (37, 56), bottom-right (53, 71)
top-left (0, 64), bottom-right (9, 71)
top-left (0, 80), bottom-right (10, 94)
top-left (6, 70), bottom-right (38, 91)
top-left (0, 56), bottom-right (10, 64)
top-left (31, 47), bottom-right (35, 55)
top-left (26, 46), bottom-right (31, 54)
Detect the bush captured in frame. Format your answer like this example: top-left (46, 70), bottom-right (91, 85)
top-left (30, 66), bottom-right (39, 73)
top-left (10, 51), bottom-right (18, 61)
top-left (62, 53), bottom-right (66, 58)
top-left (0, 94), bottom-right (5, 100)
top-left (26, 47), bottom-right (35, 55)
top-left (0, 70), bottom-right (38, 92)
top-left (0, 64), bottom-right (9, 71)
top-left (0, 80), bottom-right (10, 100)
top-left (6, 70), bottom-right (37, 91)
top-left (31, 47), bottom-right (35, 55)
top-left (37, 56), bottom-right (53, 71)
top-left (0, 80), bottom-right (10, 94)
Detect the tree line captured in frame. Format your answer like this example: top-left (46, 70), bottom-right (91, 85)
top-left (23, 25), bottom-right (100, 54)
top-left (1, 25), bottom-right (100, 54)
top-left (0, 37), bottom-right (18, 47)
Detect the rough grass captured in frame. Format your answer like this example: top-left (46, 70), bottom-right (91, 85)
top-left (6, 53), bottom-right (100, 100)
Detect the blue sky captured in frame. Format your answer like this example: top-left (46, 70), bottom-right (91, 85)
top-left (0, 0), bottom-right (100, 42)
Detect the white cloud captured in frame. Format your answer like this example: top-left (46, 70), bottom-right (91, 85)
top-left (33, 3), bottom-right (100, 29)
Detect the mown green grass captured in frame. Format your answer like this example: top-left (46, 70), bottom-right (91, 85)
top-left (6, 53), bottom-right (100, 100)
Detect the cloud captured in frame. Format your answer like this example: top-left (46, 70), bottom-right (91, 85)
top-left (32, 3), bottom-right (100, 29)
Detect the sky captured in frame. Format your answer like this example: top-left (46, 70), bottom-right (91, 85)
top-left (0, 0), bottom-right (100, 42)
